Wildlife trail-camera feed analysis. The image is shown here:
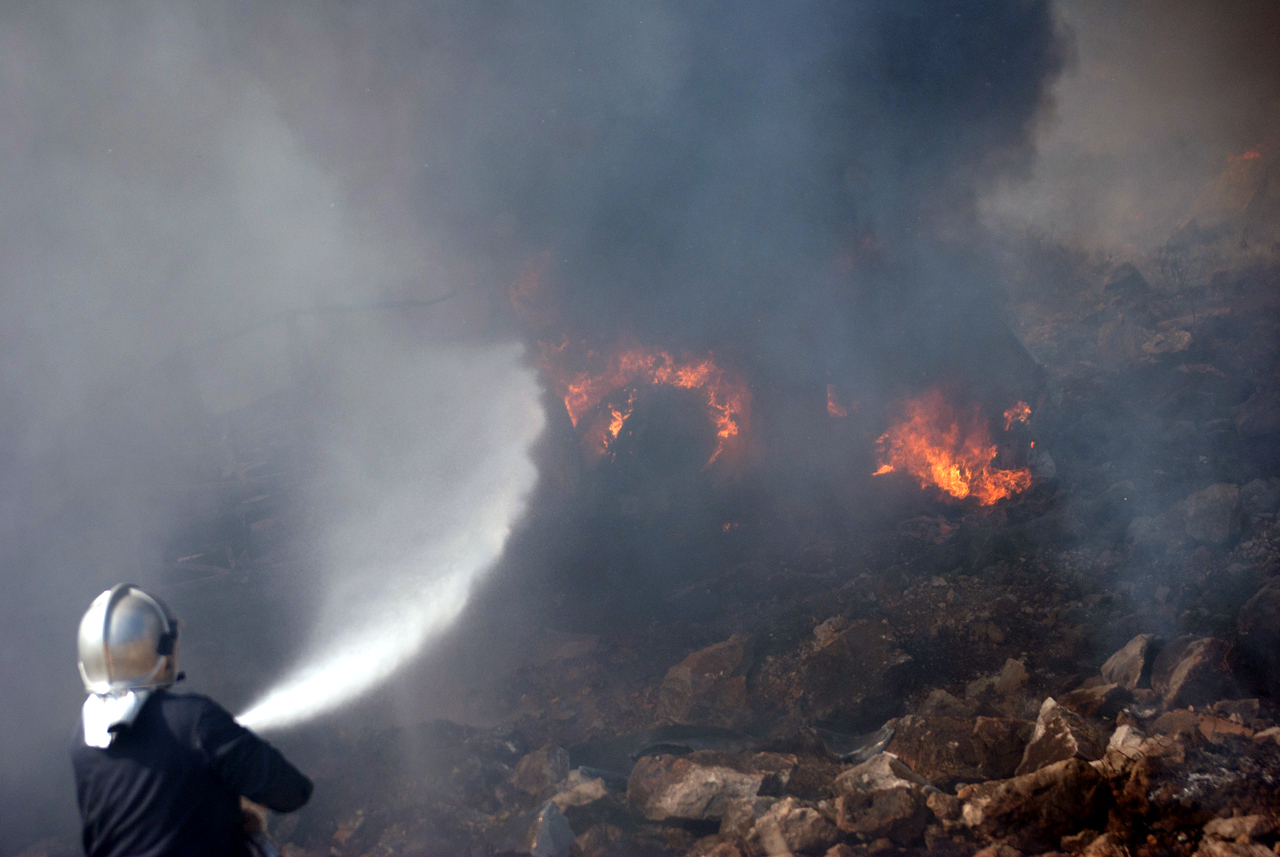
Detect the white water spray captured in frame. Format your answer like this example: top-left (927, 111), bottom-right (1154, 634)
top-left (237, 342), bottom-right (544, 732)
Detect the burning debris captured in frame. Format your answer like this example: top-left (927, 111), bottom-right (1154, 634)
top-left (1002, 401), bottom-right (1031, 432)
top-left (873, 390), bottom-right (1035, 506)
top-left (538, 343), bottom-right (751, 466)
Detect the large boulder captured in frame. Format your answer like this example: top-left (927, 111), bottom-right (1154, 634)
top-left (836, 787), bottom-right (929, 846)
top-left (720, 796), bottom-right (779, 840)
top-left (657, 634), bottom-right (751, 727)
top-left (1099, 633), bottom-right (1163, 690)
top-left (799, 620), bottom-right (914, 729)
top-left (831, 752), bottom-right (930, 794)
top-left (960, 758), bottom-right (1108, 853)
top-left (885, 716), bottom-right (1033, 786)
top-left (1106, 724), bottom-right (1147, 766)
top-left (1203, 814), bottom-right (1277, 842)
top-left (832, 754), bottom-right (931, 845)
top-left (1194, 840), bottom-right (1275, 857)
top-left (548, 770), bottom-right (609, 811)
top-left (627, 751), bottom-right (796, 822)
top-left (1237, 579), bottom-right (1280, 699)
top-left (526, 803), bottom-right (575, 857)
top-left (488, 802), bottom-right (576, 857)
top-left (1184, 484), bottom-right (1241, 544)
top-left (1058, 683), bottom-right (1134, 720)
top-left (512, 745), bottom-right (571, 795)
top-left (745, 797), bottom-right (840, 856)
top-left (1015, 698), bottom-right (1106, 776)
top-left (1151, 636), bottom-right (1237, 708)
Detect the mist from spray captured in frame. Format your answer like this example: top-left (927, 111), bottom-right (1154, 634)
top-left (237, 343), bottom-right (545, 732)
top-left (0, 4), bottom-right (547, 840)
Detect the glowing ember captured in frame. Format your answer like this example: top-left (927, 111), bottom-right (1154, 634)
top-left (541, 346), bottom-right (750, 465)
top-left (874, 389), bottom-right (1033, 505)
top-left (1003, 400), bottom-right (1031, 430)
top-left (827, 384), bottom-right (849, 418)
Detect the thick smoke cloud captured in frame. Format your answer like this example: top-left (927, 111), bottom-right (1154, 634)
top-left (393, 1), bottom-right (1067, 368)
top-left (0, 1), bottom-right (1070, 847)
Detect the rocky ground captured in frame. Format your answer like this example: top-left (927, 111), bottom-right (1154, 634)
top-left (254, 246), bottom-right (1280, 856)
top-left (255, 545), bottom-right (1280, 857)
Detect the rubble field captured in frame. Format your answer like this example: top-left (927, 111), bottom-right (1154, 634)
top-left (253, 245), bottom-right (1280, 857)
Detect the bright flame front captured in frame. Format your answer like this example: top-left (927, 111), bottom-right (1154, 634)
top-left (874, 389), bottom-right (1033, 505)
top-left (541, 345), bottom-right (750, 465)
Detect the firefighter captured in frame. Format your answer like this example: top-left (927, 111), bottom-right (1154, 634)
top-left (71, 584), bottom-right (313, 857)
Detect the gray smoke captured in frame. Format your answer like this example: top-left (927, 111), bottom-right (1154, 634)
top-left (984, 0), bottom-right (1280, 251)
top-left (16, 0), bottom-right (1272, 849)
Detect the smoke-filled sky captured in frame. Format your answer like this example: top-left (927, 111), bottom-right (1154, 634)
top-left (0, 1), bottom-right (1275, 849)
top-left (984, 0), bottom-right (1280, 251)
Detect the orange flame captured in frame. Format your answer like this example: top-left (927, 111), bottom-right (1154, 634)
top-left (580, 394), bottom-right (636, 461)
top-left (606, 395), bottom-right (634, 441)
top-left (874, 389), bottom-right (1033, 505)
top-left (542, 345), bottom-right (750, 465)
top-left (827, 384), bottom-right (849, 418)
top-left (1003, 401), bottom-right (1031, 431)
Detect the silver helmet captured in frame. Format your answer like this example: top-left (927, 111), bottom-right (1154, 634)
top-left (77, 584), bottom-right (179, 695)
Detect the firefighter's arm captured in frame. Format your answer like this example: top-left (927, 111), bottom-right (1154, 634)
top-left (196, 701), bottom-right (314, 812)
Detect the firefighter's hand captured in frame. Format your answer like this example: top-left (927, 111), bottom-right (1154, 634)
top-left (241, 797), bottom-right (267, 834)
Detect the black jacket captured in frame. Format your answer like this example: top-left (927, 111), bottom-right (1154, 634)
top-left (71, 690), bottom-right (312, 857)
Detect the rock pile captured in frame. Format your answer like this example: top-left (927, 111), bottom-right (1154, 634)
top-left (253, 624), bottom-right (1280, 857)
